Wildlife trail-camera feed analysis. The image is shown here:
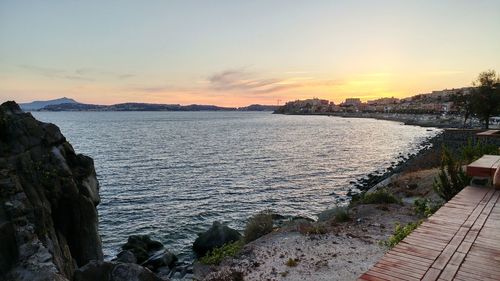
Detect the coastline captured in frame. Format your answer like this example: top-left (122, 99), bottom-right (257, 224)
top-left (196, 124), bottom-right (500, 280)
top-left (274, 111), bottom-right (468, 128)
top-left (194, 127), bottom-right (448, 280)
top-left (195, 160), bottom-right (443, 281)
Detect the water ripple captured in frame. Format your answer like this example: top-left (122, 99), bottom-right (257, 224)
top-left (33, 111), bottom-right (440, 260)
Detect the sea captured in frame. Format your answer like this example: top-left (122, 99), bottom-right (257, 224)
top-left (32, 111), bottom-right (441, 260)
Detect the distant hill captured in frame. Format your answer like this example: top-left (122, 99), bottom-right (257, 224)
top-left (237, 104), bottom-right (278, 111)
top-left (40, 102), bottom-right (238, 111)
top-left (20, 97), bottom-right (276, 112)
top-left (19, 97), bottom-right (79, 111)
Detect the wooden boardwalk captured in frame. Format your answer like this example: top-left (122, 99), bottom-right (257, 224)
top-left (359, 186), bottom-right (500, 281)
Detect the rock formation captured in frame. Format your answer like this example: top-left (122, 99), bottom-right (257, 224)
top-left (192, 221), bottom-right (242, 257)
top-left (0, 101), bottom-right (102, 280)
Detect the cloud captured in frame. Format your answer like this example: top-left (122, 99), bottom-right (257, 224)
top-left (126, 68), bottom-right (345, 101)
top-left (18, 64), bottom-right (135, 81)
top-left (207, 69), bottom-right (302, 95)
top-left (131, 86), bottom-right (173, 93)
top-left (18, 64), bottom-right (65, 78)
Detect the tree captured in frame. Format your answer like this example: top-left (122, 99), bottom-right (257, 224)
top-left (470, 70), bottom-right (500, 129)
top-left (451, 90), bottom-right (473, 127)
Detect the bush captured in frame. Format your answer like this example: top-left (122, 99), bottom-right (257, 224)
top-left (200, 240), bottom-right (243, 265)
top-left (356, 189), bottom-right (400, 205)
top-left (433, 147), bottom-right (470, 201)
top-left (318, 206), bottom-right (350, 222)
top-left (461, 139), bottom-right (499, 163)
top-left (334, 209), bottom-right (350, 222)
top-left (413, 198), bottom-right (442, 217)
top-left (244, 211), bottom-right (273, 243)
top-left (382, 221), bottom-right (422, 248)
top-left (298, 224), bottom-right (328, 235)
top-left (285, 258), bottom-right (299, 267)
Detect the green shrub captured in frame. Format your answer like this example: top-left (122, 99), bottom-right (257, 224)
top-left (285, 258), bottom-right (298, 267)
top-left (356, 189), bottom-right (400, 205)
top-left (199, 240), bottom-right (243, 265)
top-left (461, 139), bottom-right (499, 163)
top-left (318, 206), bottom-right (350, 222)
top-left (303, 224), bottom-right (328, 235)
top-left (433, 147), bottom-right (470, 201)
top-left (382, 221), bottom-right (422, 248)
top-left (244, 210), bottom-right (273, 243)
top-left (413, 198), bottom-right (442, 217)
top-left (334, 209), bottom-right (350, 222)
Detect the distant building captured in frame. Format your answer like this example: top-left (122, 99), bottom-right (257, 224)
top-left (367, 97), bottom-right (399, 105)
top-left (342, 98), bottom-right (362, 107)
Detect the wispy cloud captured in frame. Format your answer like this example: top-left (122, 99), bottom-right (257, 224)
top-left (208, 69), bottom-right (303, 95)
top-left (17, 64), bottom-right (135, 82)
top-left (126, 68), bottom-right (344, 100)
top-left (18, 64), bottom-right (66, 78)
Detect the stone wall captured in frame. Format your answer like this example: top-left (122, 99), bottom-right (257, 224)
top-left (441, 129), bottom-right (500, 152)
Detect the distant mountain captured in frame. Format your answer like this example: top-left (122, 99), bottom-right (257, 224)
top-left (237, 104), bottom-right (278, 111)
top-left (21, 98), bottom-right (276, 112)
top-left (19, 97), bottom-right (79, 111)
top-left (38, 101), bottom-right (277, 112)
top-left (40, 102), bottom-right (237, 111)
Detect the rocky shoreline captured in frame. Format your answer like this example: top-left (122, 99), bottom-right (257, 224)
top-left (275, 111), bottom-right (476, 128)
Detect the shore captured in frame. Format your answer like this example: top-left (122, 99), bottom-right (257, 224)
top-left (194, 133), bottom-right (445, 280)
top-left (275, 111), bottom-right (476, 128)
top-left (196, 168), bottom-right (441, 281)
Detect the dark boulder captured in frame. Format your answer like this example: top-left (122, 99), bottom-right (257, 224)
top-left (121, 235), bottom-right (164, 264)
top-left (143, 249), bottom-right (178, 270)
top-left (116, 250), bottom-right (137, 264)
top-left (0, 101), bottom-right (103, 280)
top-left (74, 261), bottom-right (164, 281)
top-left (192, 221), bottom-right (242, 256)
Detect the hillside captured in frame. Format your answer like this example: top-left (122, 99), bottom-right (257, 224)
top-left (19, 97), bottom-right (79, 111)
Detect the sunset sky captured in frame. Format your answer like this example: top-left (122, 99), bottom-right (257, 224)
top-left (1, 0), bottom-right (500, 107)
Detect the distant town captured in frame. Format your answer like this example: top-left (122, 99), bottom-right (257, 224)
top-left (274, 87), bottom-right (474, 115)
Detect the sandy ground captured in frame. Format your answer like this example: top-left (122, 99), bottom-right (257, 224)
top-left (196, 168), bottom-right (440, 281)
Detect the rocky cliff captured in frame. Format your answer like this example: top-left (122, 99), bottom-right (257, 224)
top-left (0, 101), bottom-right (103, 280)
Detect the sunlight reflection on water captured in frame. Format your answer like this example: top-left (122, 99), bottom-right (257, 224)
top-left (33, 111), bottom-right (440, 260)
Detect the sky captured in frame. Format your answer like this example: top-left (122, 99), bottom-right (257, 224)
top-left (1, 0), bottom-right (500, 107)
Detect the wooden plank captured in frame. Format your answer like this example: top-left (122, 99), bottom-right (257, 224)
top-left (384, 251), bottom-right (434, 266)
top-left (369, 266), bottom-right (420, 281)
top-left (457, 241), bottom-right (473, 254)
top-left (393, 242), bottom-right (441, 260)
top-left (421, 267), bottom-right (442, 281)
top-left (373, 263), bottom-right (424, 279)
top-left (438, 263), bottom-right (460, 281)
top-left (460, 260), bottom-right (500, 276)
top-left (359, 272), bottom-right (393, 281)
top-left (379, 255), bottom-right (430, 271)
top-left (455, 270), bottom-right (495, 281)
top-left (466, 155), bottom-right (500, 177)
top-left (358, 275), bottom-right (387, 281)
top-left (448, 251), bottom-right (466, 266)
top-left (375, 259), bottom-right (427, 275)
top-left (457, 265), bottom-right (500, 280)
top-left (402, 236), bottom-right (447, 251)
top-left (433, 244), bottom-right (458, 270)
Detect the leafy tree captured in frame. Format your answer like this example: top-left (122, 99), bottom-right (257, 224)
top-left (451, 91), bottom-right (474, 127)
top-left (470, 70), bottom-right (500, 129)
